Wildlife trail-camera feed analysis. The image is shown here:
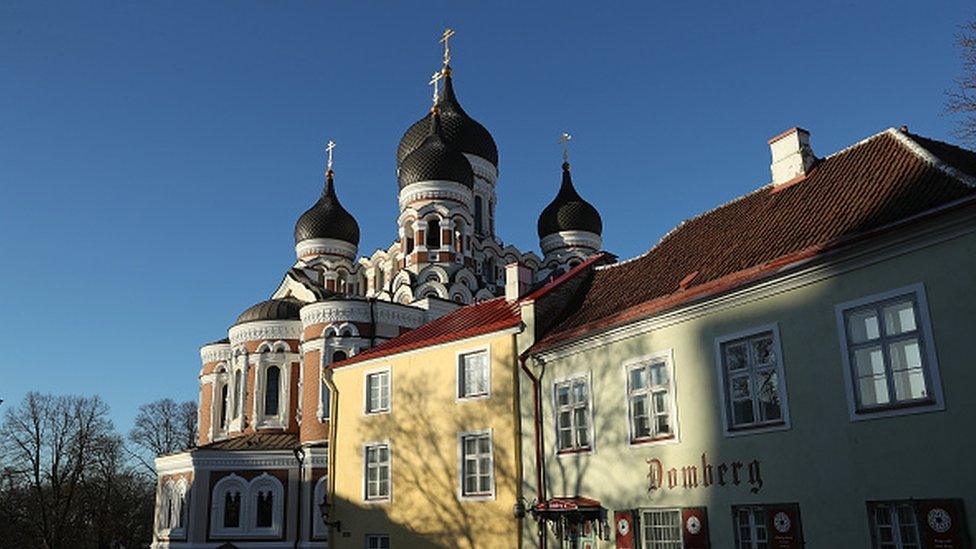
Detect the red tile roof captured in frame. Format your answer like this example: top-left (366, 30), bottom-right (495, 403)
top-left (333, 254), bottom-right (609, 368)
top-left (533, 128), bottom-right (976, 353)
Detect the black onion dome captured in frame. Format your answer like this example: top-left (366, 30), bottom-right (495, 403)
top-left (398, 110), bottom-right (474, 189)
top-left (294, 171), bottom-right (360, 246)
top-left (397, 69), bottom-right (498, 168)
top-left (537, 162), bottom-right (603, 238)
top-left (235, 298), bottom-right (303, 325)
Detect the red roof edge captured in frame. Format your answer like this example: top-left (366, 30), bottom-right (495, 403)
top-left (531, 193), bottom-right (976, 355)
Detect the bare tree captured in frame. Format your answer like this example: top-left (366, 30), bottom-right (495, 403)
top-left (948, 20), bottom-right (976, 144)
top-left (128, 398), bottom-right (197, 473)
top-left (0, 392), bottom-right (114, 549)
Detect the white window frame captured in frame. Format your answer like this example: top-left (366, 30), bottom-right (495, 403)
top-left (623, 350), bottom-right (679, 446)
top-left (457, 429), bottom-right (495, 501)
top-left (311, 476), bottom-right (329, 539)
top-left (363, 367), bottom-right (392, 416)
top-left (157, 478), bottom-right (187, 539)
top-left (868, 501), bottom-right (922, 549)
top-left (456, 346), bottom-right (491, 401)
top-left (714, 324), bottom-right (791, 437)
top-left (639, 507), bottom-right (684, 548)
top-left (835, 283), bottom-right (944, 421)
top-left (253, 347), bottom-right (291, 430)
top-left (246, 473), bottom-right (284, 538)
top-left (210, 474), bottom-right (248, 538)
top-left (365, 534), bottom-right (391, 549)
top-left (552, 372), bottom-right (595, 455)
top-left (362, 442), bottom-right (392, 503)
top-left (732, 505), bottom-right (770, 549)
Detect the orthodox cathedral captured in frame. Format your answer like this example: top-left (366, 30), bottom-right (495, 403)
top-left (152, 31), bottom-right (604, 548)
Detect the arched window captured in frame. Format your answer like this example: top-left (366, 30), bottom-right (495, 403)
top-left (375, 268), bottom-right (386, 292)
top-left (210, 474), bottom-right (247, 537)
top-left (255, 490), bottom-right (273, 527)
top-left (426, 217), bottom-right (441, 248)
top-left (224, 490), bottom-right (242, 527)
top-left (453, 219), bottom-right (465, 253)
top-left (484, 257), bottom-right (495, 285)
top-left (312, 476), bottom-right (330, 538)
top-left (264, 366), bottom-right (280, 417)
top-left (219, 384), bottom-right (229, 430)
top-left (232, 370), bottom-right (242, 418)
top-left (158, 480), bottom-right (175, 532)
top-left (248, 474), bottom-right (284, 535)
top-left (332, 350), bottom-right (347, 362)
top-left (403, 221), bottom-right (415, 254)
top-left (173, 479), bottom-right (187, 530)
top-left (474, 195), bottom-right (483, 234)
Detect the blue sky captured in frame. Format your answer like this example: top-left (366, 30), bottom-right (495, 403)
top-left (1, 1), bottom-right (972, 432)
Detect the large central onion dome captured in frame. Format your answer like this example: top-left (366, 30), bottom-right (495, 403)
top-left (294, 170), bottom-right (360, 246)
top-left (538, 162), bottom-right (603, 238)
top-left (398, 109), bottom-right (475, 189)
top-left (397, 68), bottom-right (498, 168)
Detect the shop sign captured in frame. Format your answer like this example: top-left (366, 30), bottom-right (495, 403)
top-left (681, 507), bottom-right (710, 549)
top-left (614, 510), bottom-right (635, 549)
top-left (916, 499), bottom-right (970, 549)
top-left (766, 504), bottom-right (803, 548)
top-left (647, 453), bottom-right (764, 493)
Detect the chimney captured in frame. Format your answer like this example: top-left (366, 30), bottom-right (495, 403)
top-left (769, 127), bottom-right (816, 186)
top-left (505, 262), bottom-right (533, 302)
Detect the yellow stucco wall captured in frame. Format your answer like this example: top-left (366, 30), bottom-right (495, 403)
top-left (330, 329), bottom-right (524, 548)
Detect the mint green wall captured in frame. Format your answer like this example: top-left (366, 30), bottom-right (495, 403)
top-left (520, 226), bottom-right (976, 548)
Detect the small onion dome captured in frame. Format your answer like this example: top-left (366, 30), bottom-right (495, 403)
top-left (397, 68), bottom-right (498, 168)
top-left (398, 109), bottom-right (474, 189)
top-left (235, 297), bottom-right (303, 325)
top-left (294, 170), bottom-right (360, 246)
top-left (537, 162), bottom-right (603, 238)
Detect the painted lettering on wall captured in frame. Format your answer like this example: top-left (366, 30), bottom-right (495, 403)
top-left (647, 453), bottom-right (763, 494)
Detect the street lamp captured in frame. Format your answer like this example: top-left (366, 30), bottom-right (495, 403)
top-left (318, 493), bottom-right (342, 534)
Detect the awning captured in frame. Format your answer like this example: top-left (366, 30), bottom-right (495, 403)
top-left (532, 497), bottom-right (610, 543)
top-left (535, 496), bottom-right (603, 512)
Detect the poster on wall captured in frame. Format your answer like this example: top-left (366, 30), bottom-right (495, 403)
top-left (682, 507), bottom-right (710, 549)
top-left (765, 504), bottom-right (803, 548)
top-left (915, 499), bottom-right (970, 549)
top-left (614, 510), bottom-right (635, 549)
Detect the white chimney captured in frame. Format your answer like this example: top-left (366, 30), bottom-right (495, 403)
top-left (769, 127), bottom-right (816, 186)
top-left (505, 262), bottom-right (533, 302)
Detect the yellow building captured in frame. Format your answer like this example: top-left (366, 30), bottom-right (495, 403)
top-left (322, 259), bottom-right (606, 548)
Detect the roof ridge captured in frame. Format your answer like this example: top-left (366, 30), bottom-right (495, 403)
top-left (887, 128), bottom-right (976, 188)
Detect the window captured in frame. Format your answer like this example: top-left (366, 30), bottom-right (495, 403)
top-left (837, 286), bottom-right (942, 418)
top-left (554, 376), bottom-right (591, 452)
top-left (717, 326), bottom-right (789, 433)
top-left (332, 350), bottom-right (347, 362)
top-left (366, 534), bottom-right (390, 549)
top-left (474, 195), bottom-right (483, 234)
top-left (734, 506), bottom-right (768, 548)
top-left (232, 370), bottom-right (242, 418)
top-left (364, 444), bottom-right (391, 501)
top-left (211, 473), bottom-right (282, 538)
top-left (264, 365), bottom-right (280, 417)
top-left (210, 475), bottom-right (247, 537)
top-left (312, 476), bottom-right (329, 538)
top-left (224, 490), bottom-right (242, 527)
top-left (459, 431), bottom-right (494, 498)
top-left (426, 217), bottom-right (441, 248)
top-left (157, 479), bottom-right (187, 536)
top-left (365, 370), bottom-right (390, 414)
top-left (218, 384), bottom-right (229, 430)
top-left (870, 502), bottom-right (920, 549)
top-left (626, 355), bottom-right (674, 443)
top-left (641, 509), bottom-right (683, 548)
top-left (458, 350), bottom-right (489, 399)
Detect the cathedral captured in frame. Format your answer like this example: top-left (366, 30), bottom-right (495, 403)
top-left (152, 31), bottom-right (604, 548)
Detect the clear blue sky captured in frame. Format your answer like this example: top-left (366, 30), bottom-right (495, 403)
top-left (1, 1), bottom-right (972, 433)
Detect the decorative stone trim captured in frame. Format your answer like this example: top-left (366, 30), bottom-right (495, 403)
top-left (229, 321), bottom-right (302, 347)
top-left (540, 230), bottom-right (602, 255)
top-left (300, 300), bottom-right (372, 326)
top-left (399, 180), bottom-right (473, 211)
top-left (373, 301), bottom-right (426, 327)
top-left (200, 343), bottom-right (231, 364)
top-left (295, 237), bottom-right (359, 260)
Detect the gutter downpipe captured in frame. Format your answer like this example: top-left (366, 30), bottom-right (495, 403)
top-left (322, 362), bottom-right (341, 543)
top-left (519, 350), bottom-right (547, 549)
top-left (292, 446), bottom-right (305, 549)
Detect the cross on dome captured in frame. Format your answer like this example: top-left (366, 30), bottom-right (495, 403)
top-left (559, 132), bottom-right (572, 163)
top-left (440, 28), bottom-right (455, 67)
top-left (325, 140), bottom-right (336, 172)
top-left (429, 70), bottom-right (444, 105)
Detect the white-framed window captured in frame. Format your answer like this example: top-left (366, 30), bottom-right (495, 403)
top-left (733, 506), bottom-right (769, 549)
top-left (836, 284), bottom-right (943, 420)
top-left (553, 375), bottom-right (592, 453)
top-left (625, 352), bottom-right (676, 444)
top-left (458, 430), bottom-right (494, 499)
top-left (640, 508), bottom-right (683, 548)
top-left (157, 478), bottom-right (188, 537)
top-left (869, 501), bottom-right (921, 549)
top-left (364, 369), bottom-right (391, 415)
top-left (715, 325), bottom-right (790, 435)
top-left (210, 474), bottom-right (247, 538)
top-left (366, 534), bottom-right (390, 549)
top-left (312, 476), bottom-right (329, 538)
top-left (364, 443), bottom-right (391, 502)
top-left (247, 473), bottom-right (284, 537)
top-left (458, 349), bottom-right (490, 399)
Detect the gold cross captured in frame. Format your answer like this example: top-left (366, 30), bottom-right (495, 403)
top-left (440, 28), bottom-right (455, 66)
top-left (325, 140), bottom-right (336, 171)
top-left (558, 132), bottom-right (572, 162)
top-left (429, 70), bottom-right (444, 104)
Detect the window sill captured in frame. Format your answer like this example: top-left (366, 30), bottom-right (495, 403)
top-left (556, 447), bottom-right (593, 457)
top-left (456, 393), bottom-right (490, 403)
top-left (723, 420), bottom-right (790, 438)
top-left (851, 399), bottom-right (944, 422)
top-left (364, 409), bottom-right (390, 417)
top-left (458, 492), bottom-right (496, 502)
top-left (363, 497), bottom-right (391, 505)
top-left (629, 434), bottom-right (676, 447)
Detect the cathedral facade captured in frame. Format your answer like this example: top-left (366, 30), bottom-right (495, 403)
top-left (152, 40), bottom-right (604, 549)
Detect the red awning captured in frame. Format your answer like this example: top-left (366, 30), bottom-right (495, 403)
top-left (535, 496), bottom-right (603, 512)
